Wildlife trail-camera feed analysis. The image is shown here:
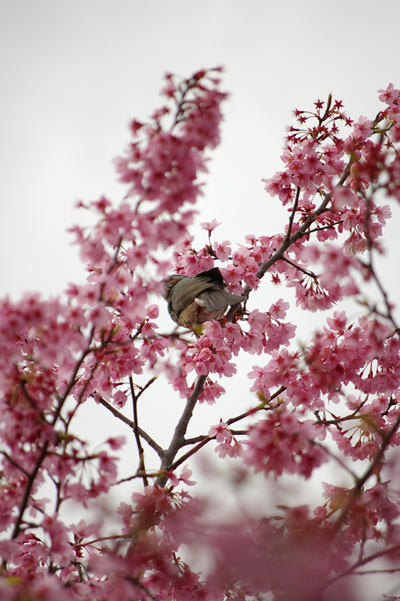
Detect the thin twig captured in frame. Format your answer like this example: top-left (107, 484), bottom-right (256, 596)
top-left (17, 372), bottom-right (47, 424)
top-left (280, 257), bottom-right (318, 280)
top-left (115, 471), bottom-right (162, 485)
top-left (97, 396), bottom-right (164, 458)
top-left (307, 219), bottom-right (343, 234)
top-left (352, 568), bottom-right (400, 575)
top-left (312, 441), bottom-right (358, 479)
top-left (227, 386), bottom-right (286, 427)
top-left (333, 410), bottom-right (400, 534)
top-left (124, 576), bottom-right (159, 601)
top-left (183, 429), bottom-right (248, 446)
top-left (319, 93), bottom-right (332, 124)
top-left (314, 399), bottom-right (368, 427)
top-left (77, 534), bottom-right (130, 547)
top-left (362, 182), bottom-right (399, 331)
top-left (322, 543), bottom-right (400, 589)
top-left (0, 451), bottom-right (30, 478)
top-left (129, 376), bottom-right (148, 486)
top-left (285, 186), bottom-right (301, 243)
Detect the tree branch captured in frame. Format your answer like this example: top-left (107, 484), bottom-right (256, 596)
top-left (333, 409), bottom-right (400, 534)
top-left (96, 396), bottom-right (164, 458)
top-left (168, 386), bottom-right (286, 472)
top-left (322, 543), bottom-right (400, 590)
top-left (246, 161), bottom-right (352, 294)
top-left (129, 376), bottom-right (149, 486)
top-left (224, 160), bottom-right (353, 325)
top-left (12, 440), bottom-right (49, 539)
top-left (156, 374), bottom-right (207, 486)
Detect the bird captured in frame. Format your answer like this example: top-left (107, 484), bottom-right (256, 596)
top-left (164, 267), bottom-right (246, 328)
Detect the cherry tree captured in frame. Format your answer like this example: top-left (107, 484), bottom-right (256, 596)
top-left (1, 67), bottom-right (400, 601)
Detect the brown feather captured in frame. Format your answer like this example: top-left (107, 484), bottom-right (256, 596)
top-left (164, 267), bottom-right (245, 327)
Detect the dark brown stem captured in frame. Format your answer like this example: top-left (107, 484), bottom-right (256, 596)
top-left (319, 93), bottom-right (333, 125)
top-left (129, 376), bottom-right (148, 486)
top-left (156, 375), bottom-right (207, 486)
top-left (124, 576), bottom-right (159, 601)
top-left (17, 372), bottom-right (47, 424)
top-left (314, 399), bottom-right (368, 427)
top-left (322, 543), bottom-right (400, 590)
top-left (285, 186), bottom-right (301, 244)
top-left (97, 396), bottom-right (164, 457)
top-left (307, 219), bottom-right (343, 234)
top-left (12, 440), bottom-right (49, 539)
top-left (281, 257), bottom-right (318, 280)
top-left (0, 451), bottom-right (30, 478)
top-left (51, 334), bottom-right (94, 425)
top-left (245, 160), bottom-right (352, 296)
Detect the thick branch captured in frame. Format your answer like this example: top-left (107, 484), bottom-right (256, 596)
top-left (156, 374), bottom-right (207, 486)
top-left (12, 440), bottom-right (49, 539)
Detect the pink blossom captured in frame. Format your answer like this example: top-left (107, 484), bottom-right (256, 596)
top-left (213, 240), bottom-right (232, 261)
top-left (352, 116), bottom-right (373, 141)
top-left (245, 409), bottom-right (328, 478)
top-left (209, 421), bottom-right (232, 443)
top-left (378, 82), bottom-right (400, 107)
top-left (221, 264), bottom-right (244, 285)
top-left (269, 299), bottom-right (290, 320)
top-left (107, 435), bottom-right (126, 450)
top-left (200, 219), bottom-right (221, 233)
top-left (332, 185), bottom-right (359, 209)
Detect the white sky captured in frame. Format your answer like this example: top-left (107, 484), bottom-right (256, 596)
top-left (2, 3), bottom-right (400, 595)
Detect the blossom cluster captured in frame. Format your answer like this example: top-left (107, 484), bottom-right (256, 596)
top-left (0, 69), bottom-right (229, 599)
top-left (170, 300), bottom-right (295, 403)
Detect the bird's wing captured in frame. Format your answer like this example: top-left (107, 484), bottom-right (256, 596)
top-left (169, 275), bottom-right (217, 314)
top-left (197, 288), bottom-right (246, 312)
top-left (195, 267), bottom-right (224, 283)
